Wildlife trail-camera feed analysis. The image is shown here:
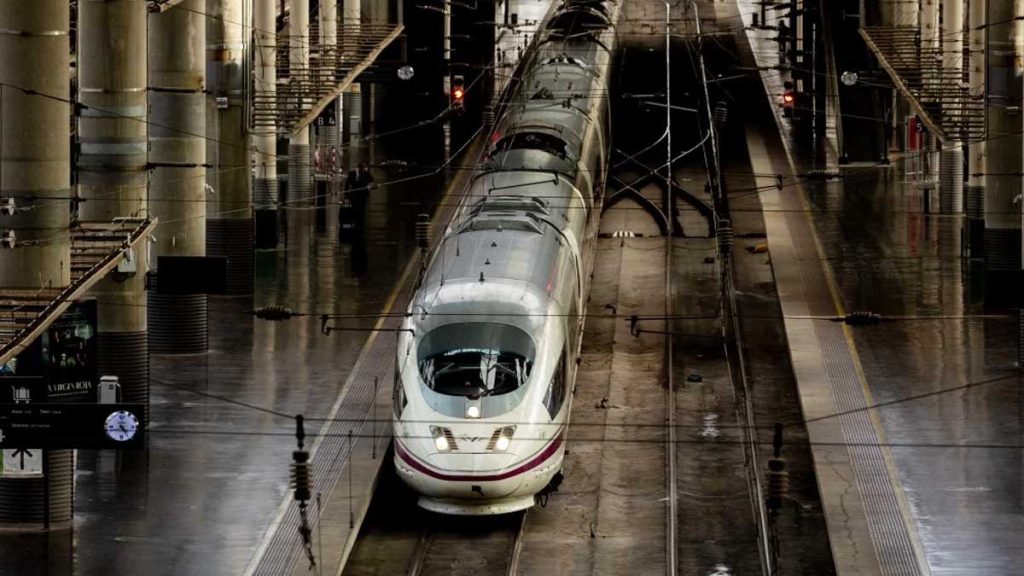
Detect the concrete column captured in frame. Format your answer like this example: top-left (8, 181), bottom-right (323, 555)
top-left (966, 0), bottom-right (987, 255)
top-left (983, 0), bottom-right (1023, 271)
top-left (207, 0), bottom-right (254, 294)
top-left (288, 0), bottom-right (311, 209)
top-left (342, 0), bottom-right (361, 145)
top-left (317, 2), bottom-right (340, 164)
top-left (322, 0), bottom-right (338, 68)
top-left (0, 0), bottom-right (71, 289)
top-left (254, 0), bottom-right (278, 248)
top-left (149, 0), bottom-right (209, 353)
top-left (940, 0), bottom-right (965, 215)
top-left (343, 0), bottom-right (361, 55)
top-left (78, 0), bottom-right (150, 419)
top-left (0, 0), bottom-right (74, 528)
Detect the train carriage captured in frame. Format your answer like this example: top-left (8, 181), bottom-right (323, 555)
top-left (392, 0), bottom-right (621, 515)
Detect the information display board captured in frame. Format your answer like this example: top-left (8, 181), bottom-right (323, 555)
top-left (0, 403), bottom-right (146, 450)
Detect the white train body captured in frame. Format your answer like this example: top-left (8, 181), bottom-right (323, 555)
top-left (392, 0), bottom-right (620, 515)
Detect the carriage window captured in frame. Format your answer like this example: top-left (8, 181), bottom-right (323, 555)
top-left (418, 323), bottom-right (535, 398)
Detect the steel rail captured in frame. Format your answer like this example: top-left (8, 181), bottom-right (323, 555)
top-left (506, 510), bottom-right (528, 576)
top-left (662, 3), bottom-right (678, 576)
top-left (406, 528), bottom-right (432, 576)
top-left (721, 248), bottom-right (773, 576)
top-left (688, 0), bottom-right (773, 573)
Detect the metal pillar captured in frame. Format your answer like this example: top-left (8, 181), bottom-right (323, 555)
top-left (78, 0), bottom-right (150, 419)
top-left (149, 0), bottom-right (209, 353)
top-left (940, 0), bottom-right (965, 215)
top-left (207, 0), bottom-right (254, 294)
top-left (0, 0), bottom-right (74, 528)
top-left (983, 0), bottom-right (1023, 270)
top-left (967, 0), bottom-right (987, 256)
top-left (288, 0), bottom-right (311, 210)
top-left (940, 147), bottom-right (965, 214)
top-left (254, 0), bottom-right (278, 248)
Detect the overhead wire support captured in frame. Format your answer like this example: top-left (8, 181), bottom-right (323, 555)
top-left (291, 415), bottom-right (317, 571)
top-left (689, 0), bottom-right (724, 216)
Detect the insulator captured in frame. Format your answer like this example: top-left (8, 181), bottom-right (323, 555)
top-left (255, 306), bottom-right (294, 321)
top-left (766, 457), bottom-right (789, 511)
top-left (0, 198), bottom-right (15, 216)
top-left (716, 220), bottom-right (734, 255)
top-left (1, 230), bottom-right (15, 249)
top-left (292, 450), bottom-right (311, 502)
top-left (415, 214), bottom-right (431, 249)
top-left (843, 311), bottom-right (882, 326)
top-left (1018, 309), bottom-right (1023, 369)
top-left (804, 169), bottom-right (841, 181)
top-left (713, 101), bottom-right (728, 127)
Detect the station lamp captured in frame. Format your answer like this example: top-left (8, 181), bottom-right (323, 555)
top-left (451, 74), bottom-right (465, 107)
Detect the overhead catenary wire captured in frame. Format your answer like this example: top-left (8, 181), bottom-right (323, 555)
top-left (150, 370), bottom-right (1024, 443)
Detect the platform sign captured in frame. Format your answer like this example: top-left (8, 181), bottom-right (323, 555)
top-left (2, 447), bottom-right (42, 477)
top-left (316, 105), bottom-right (337, 127)
top-left (0, 403), bottom-right (146, 450)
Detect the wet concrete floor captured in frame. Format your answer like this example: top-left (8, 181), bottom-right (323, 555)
top-left (0, 140), bottom-right (450, 575)
top-left (805, 167), bottom-right (1024, 575)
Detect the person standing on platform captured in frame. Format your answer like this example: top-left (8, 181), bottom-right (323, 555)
top-left (345, 163), bottom-right (374, 236)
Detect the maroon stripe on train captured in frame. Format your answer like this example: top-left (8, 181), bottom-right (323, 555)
top-left (395, 432), bottom-right (564, 482)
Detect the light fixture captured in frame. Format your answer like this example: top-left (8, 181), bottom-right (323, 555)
top-left (398, 65), bottom-right (415, 81)
top-left (840, 71), bottom-right (859, 87)
top-left (466, 397), bottom-right (481, 419)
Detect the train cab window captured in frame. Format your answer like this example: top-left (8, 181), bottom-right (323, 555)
top-left (492, 132), bottom-right (568, 159)
top-left (543, 350), bottom-right (567, 419)
top-left (418, 323), bottom-right (536, 398)
top-left (393, 366), bottom-right (407, 419)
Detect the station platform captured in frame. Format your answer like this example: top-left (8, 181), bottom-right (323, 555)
top-left (738, 2), bottom-right (1024, 574)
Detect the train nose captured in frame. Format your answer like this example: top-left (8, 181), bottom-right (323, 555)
top-left (407, 452), bottom-right (524, 499)
top-left (428, 452), bottom-right (518, 473)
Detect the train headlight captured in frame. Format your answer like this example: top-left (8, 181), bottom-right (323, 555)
top-left (430, 425), bottom-right (453, 451)
top-left (490, 425), bottom-right (516, 452)
top-left (495, 434), bottom-right (511, 452)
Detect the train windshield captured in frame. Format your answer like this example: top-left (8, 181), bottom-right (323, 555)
top-left (418, 323), bottom-right (535, 397)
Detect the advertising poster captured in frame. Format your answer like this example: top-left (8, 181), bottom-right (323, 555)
top-left (0, 300), bottom-right (98, 403)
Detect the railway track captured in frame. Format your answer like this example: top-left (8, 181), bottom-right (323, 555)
top-left (406, 511), bottom-right (528, 576)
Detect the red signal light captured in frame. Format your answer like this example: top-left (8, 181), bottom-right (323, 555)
top-left (453, 88), bottom-right (464, 101)
top-left (782, 91), bottom-right (795, 105)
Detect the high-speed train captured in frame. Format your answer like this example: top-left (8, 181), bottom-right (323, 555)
top-left (392, 0), bottom-right (621, 515)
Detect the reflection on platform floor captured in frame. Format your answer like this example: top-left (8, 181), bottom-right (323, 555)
top-left (0, 142), bottom-right (448, 575)
top-left (806, 168), bottom-right (1023, 575)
